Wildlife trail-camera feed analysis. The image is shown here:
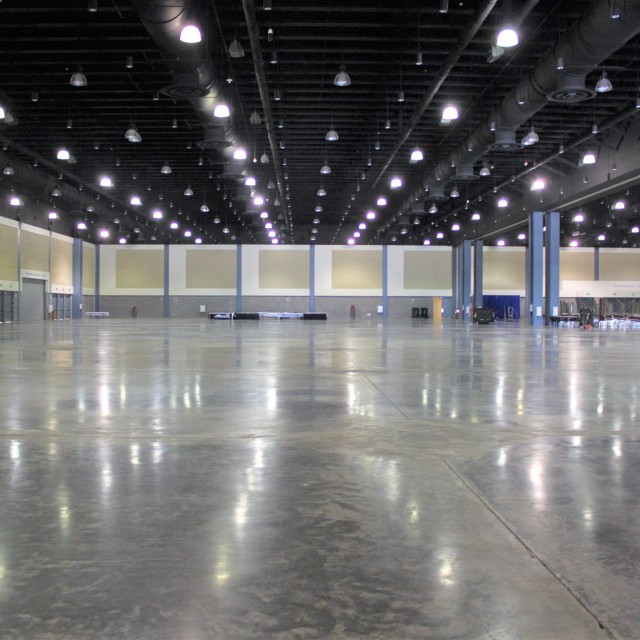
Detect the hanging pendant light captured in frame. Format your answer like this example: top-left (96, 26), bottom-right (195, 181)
top-left (326, 128), bottom-right (339, 142)
top-left (125, 123), bottom-right (141, 143)
top-left (213, 103), bottom-right (231, 118)
top-left (160, 162), bottom-right (172, 174)
top-left (260, 152), bottom-right (269, 164)
top-left (320, 163), bottom-right (331, 175)
top-left (70, 67), bottom-right (87, 87)
top-left (229, 39), bottom-right (245, 58)
top-left (595, 71), bottom-right (613, 93)
top-left (409, 148), bottom-right (424, 163)
top-left (180, 23), bottom-right (202, 44)
top-left (317, 187), bottom-right (327, 197)
top-left (184, 185), bottom-right (194, 196)
top-left (334, 65), bottom-right (351, 87)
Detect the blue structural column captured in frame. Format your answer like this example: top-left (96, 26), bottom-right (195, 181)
top-left (236, 244), bottom-right (243, 312)
top-left (462, 240), bottom-right (472, 320)
top-left (95, 243), bottom-right (100, 312)
top-left (527, 211), bottom-right (544, 326)
top-left (163, 244), bottom-right (170, 318)
top-left (544, 210), bottom-right (560, 323)
top-left (72, 238), bottom-right (83, 319)
top-left (594, 246), bottom-right (600, 280)
top-left (382, 244), bottom-right (388, 319)
top-left (309, 243), bottom-right (316, 312)
top-left (473, 240), bottom-right (483, 309)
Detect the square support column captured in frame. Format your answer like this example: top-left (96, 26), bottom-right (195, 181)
top-left (473, 240), bottom-right (483, 309)
top-left (451, 245), bottom-right (459, 318)
top-left (72, 238), bottom-right (83, 319)
top-left (163, 244), bottom-right (170, 318)
top-left (544, 210), bottom-right (560, 323)
top-left (95, 243), bottom-right (100, 312)
top-left (309, 243), bottom-right (316, 312)
top-left (382, 244), bottom-right (388, 319)
top-left (527, 211), bottom-right (544, 326)
top-left (236, 244), bottom-right (243, 312)
top-left (462, 240), bottom-right (472, 320)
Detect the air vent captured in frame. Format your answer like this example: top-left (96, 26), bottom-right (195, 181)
top-left (161, 71), bottom-right (209, 99)
top-left (547, 73), bottom-right (596, 103)
top-left (488, 129), bottom-right (522, 151)
top-left (454, 164), bottom-right (477, 181)
top-left (198, 127), bottom-right (233, 150)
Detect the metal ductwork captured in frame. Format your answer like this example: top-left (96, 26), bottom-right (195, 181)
top-left (131, 0), bottom-right (242, 157)
top-left (413, 0), bottom-right (640, 208)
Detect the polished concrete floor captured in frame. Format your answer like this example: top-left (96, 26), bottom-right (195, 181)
top-left (1, 317), bottom-right (639, 639)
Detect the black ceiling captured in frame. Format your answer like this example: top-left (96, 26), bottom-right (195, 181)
top-left (1, 0), bottom-right (640, 247)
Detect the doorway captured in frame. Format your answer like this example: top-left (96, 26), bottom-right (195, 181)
top-left (21, 278), bottom-right (46, 321)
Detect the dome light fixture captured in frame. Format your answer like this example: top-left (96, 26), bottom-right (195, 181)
top-left (125, 123), bottom-right (141, 142)
top-left (152, 209), bottom-right (163, 219)
top-left (451, 223), bottom-right (460, 231)
top-left (595, 71), bottom-right (613, 93)
top-left (160, 162), bottom-right (172, 174)
top-left (366, 210), bottom-right (376, 220)
top-left (317, 187), bottom-right (327, 197)
top-left (99, 176), bottom-right (113, 188)
top-left (581, 150), bottom-right (596, 165)
top-left (496, 27), bottom-right (518, 48)
top-left (244, 176), bottom-right (256, 187)
top-left (130, 195), bottom-right (142, 206)
top-left (522, 126), bottom-right (539, 146)
top-left (497, 197), bottom-right (509, 208)
top-left (450, 186), bottom-right (460, 198)
top-left (376, 196), bottom-right (387, 206)
top-left (229, 39), bottom-right (245, 58)
top-left (180, 23), bottom-right (202, 44)
top-left (213, 103), bottom-right (231, 118)
top-left (184, 230), bottom-right (192, 237)
top-left (429, 203), bottom-right (438, 214)
top-left (233, 147), bottom-right (248, 161)
top-left (326, 128), bottom-right (339, 142)
top-left (410, 148), bottom-right (424, 163)
top-left (390, 177), bottom-right (402, 189)
top-left (315, 205), bottom-right (323, 213)
top-left (70, 67), bottom-right (87, 87)
top-left (260, 152), bottom-right (269, 164)
top-left (423, 238), bottom-right (431, 246)
top-left (320, 163), bottom-right (331, 175)
top-left (9, 196), bottom-right (21, 206)
top-left (56, 148), bottom-right (70, 161)
top-left (442, 104), bottom-right (459, 121)
top-left (531, 178), bottom-right (545, 191)
top-left (497, 239), bottom-right (506, 246)
top-left (471, 212), bottom-right (481, 221)
top-left (436, 231), bottom-right (444, 239)
top-left (170, 221), bottom-right (179, 230)
top-left (479, 164), bottom-right (491, 177)
top-left (347, 238), bottom-right (355, 245)
top-left (334, 64), bottom-right (351, 87)
top-left (200, 202), bottom-right (209, 213)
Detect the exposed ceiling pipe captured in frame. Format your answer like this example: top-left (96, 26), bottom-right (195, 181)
top-left (398, 0), bottom-right (640, 217)
top-left (241, 0), bottom-right (291, 238)
top-left (371, 0), bottom-right (499, 189)
top-left (131, 0), bottom-right (241, 156)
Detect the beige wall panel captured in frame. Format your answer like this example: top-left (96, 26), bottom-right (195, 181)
top-left (21, 229), bottom-right (49, 272)
top-left (51, 238), bottom-right (73, 287)
top-left (484, 250), bottom-right (525, 290)
top-left (600, 251), bottom-right (640, 281)
top-left (332, 249), bottom-right (382, 289)
top-left (83, 245), bottom-right (95, 289)
top-left (404, 250), bottom-right (451, 289)
top-left (116, 248), bottom-right (164, 288)
top-left (259, 249), bottom-right (309, 289)
top-left (186, 249), bottom-right (236, 288)
top-left (560, 250), bottom-right (593, 282)
top-left (0, 223), bottom-right (18, 280)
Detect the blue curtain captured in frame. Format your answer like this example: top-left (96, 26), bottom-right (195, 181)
top-left (482, 295), bottom-right (521, 320)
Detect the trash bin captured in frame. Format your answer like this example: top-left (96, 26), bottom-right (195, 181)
top-left (420, 307), bottom-right (429, 319)
top-left (411, 307), bottom-right (420, 318)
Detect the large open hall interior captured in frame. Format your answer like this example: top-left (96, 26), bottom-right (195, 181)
top-left (2, 0), bottom-right (640, 638)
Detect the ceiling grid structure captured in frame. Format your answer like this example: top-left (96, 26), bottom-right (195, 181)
top-left (0, 0), bottom-right (639, 248)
